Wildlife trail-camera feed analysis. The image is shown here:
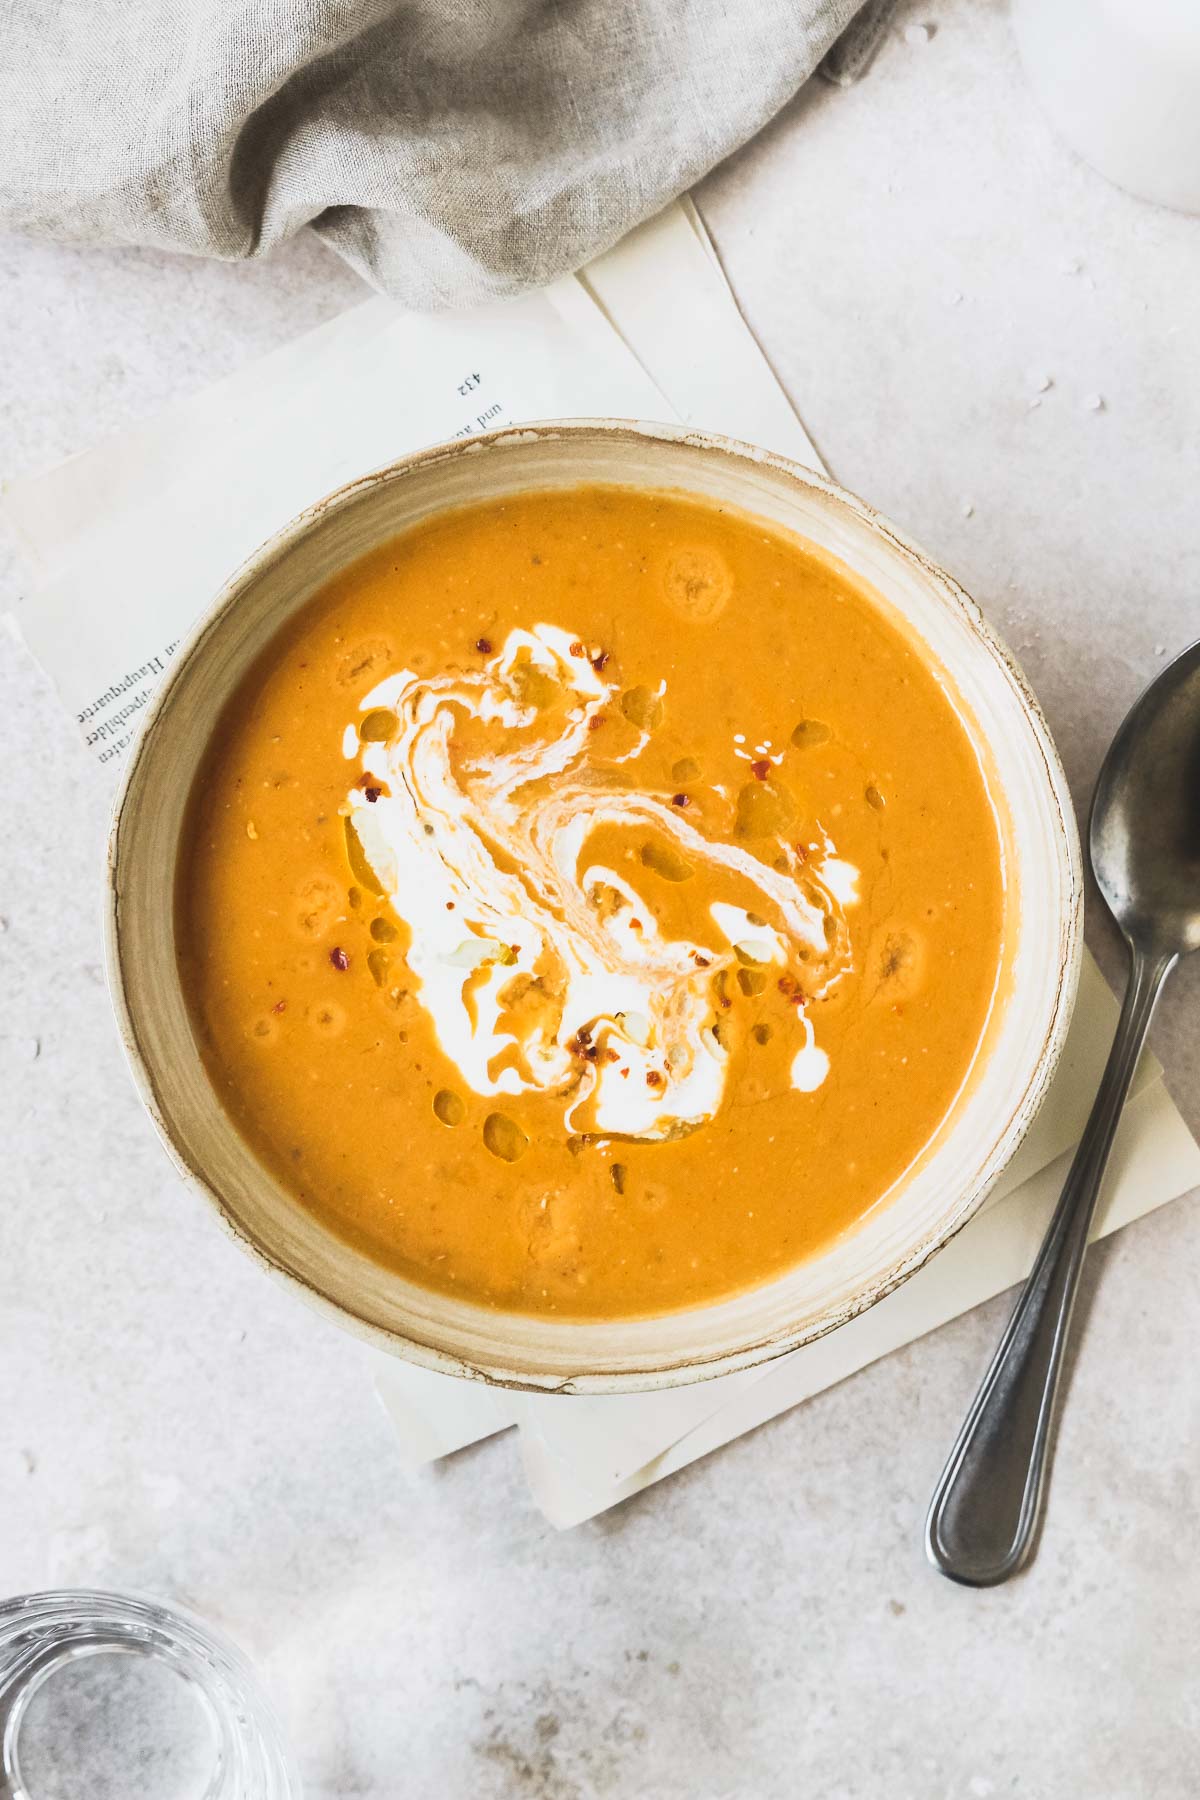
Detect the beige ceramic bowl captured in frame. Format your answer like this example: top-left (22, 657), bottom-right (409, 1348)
top-left (107, 422), bottom-right (1083, 1393)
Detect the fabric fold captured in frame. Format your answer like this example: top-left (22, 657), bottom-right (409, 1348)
top-left (0, 0), bottom-right (861, 307)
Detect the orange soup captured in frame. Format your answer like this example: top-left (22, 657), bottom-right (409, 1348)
top-left (177, 486), bottom-right (1005, 1319)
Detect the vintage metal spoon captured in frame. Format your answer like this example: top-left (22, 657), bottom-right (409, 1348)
top-left (926, 637), bottom-right (1200, 1586)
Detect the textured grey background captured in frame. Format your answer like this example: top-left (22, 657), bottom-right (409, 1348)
top-left (2, 2), bottom-right (1198, 1796)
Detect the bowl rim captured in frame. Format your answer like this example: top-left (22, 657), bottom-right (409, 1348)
top-left (105, 417), bottom-right (1084, 1392)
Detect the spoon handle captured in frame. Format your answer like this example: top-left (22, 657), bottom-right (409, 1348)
top-left (925, 944), bottom-right (1175, 1585)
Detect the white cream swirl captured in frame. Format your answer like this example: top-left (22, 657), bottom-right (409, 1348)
top-left (346, 625), bottom-right (855, 1141)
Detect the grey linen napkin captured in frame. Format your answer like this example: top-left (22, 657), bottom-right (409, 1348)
top-left (1, 0), bottom-right (860, 309)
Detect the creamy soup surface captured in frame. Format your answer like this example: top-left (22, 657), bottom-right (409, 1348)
top-left (178, 486), bottom-right (1006, 1319)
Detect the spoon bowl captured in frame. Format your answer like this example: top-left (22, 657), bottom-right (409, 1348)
top-left (1091, 638), bottom-right (1200, 957)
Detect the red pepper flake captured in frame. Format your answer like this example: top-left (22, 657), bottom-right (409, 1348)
top-left (329, 946), bottom-right (350, 971)
top-left (794, 842), bottom-right (810, 863)
top-left (750, 759), bottom-right (771, 781)
top-left (629, 919), bottom-right (643, 933)
top-left (272, 1000), bottom-right (287, 1014)
top-left (606, 1049), bottom-right (620, 1063)
top-left (778, 975), bottom-right (798, 998)
top-left (645, 1069), bottom-right (664, 1088)
top-left (588, 713), bottom-right (607, 731)
top-left (569, 640), bottom-right (586, 658)
top-left (510, 945), bottom-right (520, 958)
top-left (692, 951), bottom-right (711, 968)
top-left (364, 786), bottom-right (382, 804)
top-left (475, 637), bottom-right (493, 654)
top-left (445, 901), bottom-right (455, 911)
top-left (620, 1067), bottom-right (629, 1078)
top-left (671, 792), bottom-right (690, 808)
top-left (591, 648), bottom-right (610, 673)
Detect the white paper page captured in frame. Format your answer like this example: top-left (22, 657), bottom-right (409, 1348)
top-left (2, 279), bottom-right (671, 772)
top-left (581, 200), bottom-right (822, 468)
top-left (370, 1360), bottom-right (514, 1469)
top-left (520, 1076), bottom-right (1200, 1527)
